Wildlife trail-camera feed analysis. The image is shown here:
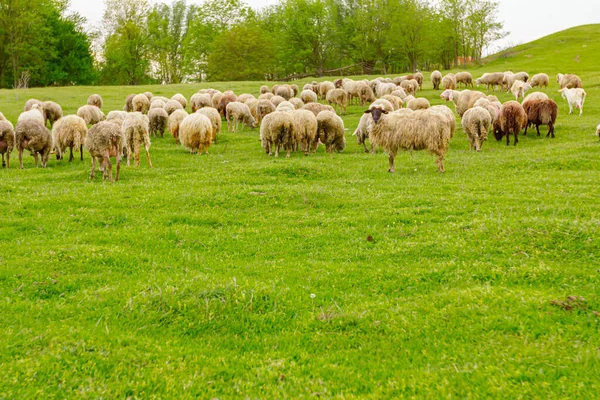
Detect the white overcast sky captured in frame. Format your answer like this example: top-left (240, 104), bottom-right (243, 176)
top-left (69, 0), bottom-right (600, 53)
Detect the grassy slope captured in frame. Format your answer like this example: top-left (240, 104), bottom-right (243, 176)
top-left (0, 25), bottom-right (599, 398)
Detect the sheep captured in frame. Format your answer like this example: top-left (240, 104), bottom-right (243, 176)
top-left (258, 92), bottom-right (274, 101)
top-left (493, 101), bottom-right (528, 146)
top-left (18, 105), bottom-right (46, 126)
top-left (274, 84), bottom-right (293, 100)
top-left (289, 98), bottom-right (304, 110)
top-left (407, 98), bottom-right (430, 111)
top-left (124, 94), bottom-right (136, 112)
top-left (276, 101), bottom-right (296, 113)
top-left (246, 98), bottom-right (259, 120)
top-left (85, 121), bottom-right (123, 182)
top-left (556, 74), bottom-right (582, 89)
top-left (196, 107), bottom-right (221, 143)
top-left (371, 99), bottom-right (394, 113)
top-left (0, 120), bottom-right (15, 168)
top-left (461, 106), bottom-right (492, 152)
top-left (123, 112), bottom-right (152, 167)
top-left (260, 85), bottom-right (270, 95)
top-left (171, 94), bottom-right (187, 109)
top-left (431, 71), bottom-right (443, 90)
top-left (270, 95), bottom-right (286, 107)
top-left (144, 92), bottom-right (153, 101)
top-left (522, 99), bottom-right (558, 138)
top-left (218, 93), bottom-right (238, 118)
top-left (302, 103), bottom-right (335, 117)
top-left (190, 93), bottom-right (212, 112)
top-left (523, 92), bottom-right (549, 105)
top-left (316, 111), bottom-right (346, 154)
top-left (530, 73), bottom-right (549, 89)
top-left (455, 72), bottom-right (473, 88)
top-left (291, 109), bottom-right (318, 155)
top-left (357, 82), bottom-right (377, 106)
top-left (150, 99), bottom-right (166, 110)
top-left (473, 98), bottom-right (500, 123)
top-left (42, 101), bottom-right (63, 128)
top-left (132, 94), bottom-right (150, 114)
top-left (256, 99), bottom-right (276, 124)
top-left (169, 109), bottom-right (188, 143)
top-left (403, 95), bottom-right (416, 104)
top-left (237, 94), bottom-right (256, 104)
top-left (290, 84), bottom-right (299, 97)
top-left (106, 111), bottom-right (128, 127)
top-left (414, 72), bottom-right (424, 89)
top-left (87, 94), bottom-right (103, 109)
top-left (148, 107), bottom-right (169, 138)
top-left (400, 79), bottom-right (418, 95)
top-left (212, 92), bottom-right (224, 109)
top-left (326, 89), bottom-right (348, 114)
top-left (15, 119), bottom-right (52, 169)
top-left (260, 111), bottom-right (294, 157)
top-left (164, 100), bottom-right (184, 116)
top-left (363, 106), bottom-right (451, 173)
top-left (24, 99), bottom-right (44, 113)
top-left (475, 73), bottom-right (504, 91)
top-left (178, 113), bottom-right (213, 155)
top-left (391, 88), bottom-right (408, 101)
top-left (77, 105), bottom-right (105, 126)
top-left (52, 115), bottom-right (88, 161)
top-left (429, 105), bottom-right (456, 137)
top-left (376, 82), bottom-right (397, 97)
top-left (301, 89), bottom-right (318, 104)
top-left (318, 81), bottom-right (335, 100)
top-left (511, 80), bottom-right (533, 101)
top-left (442, 74), bottom-right (457, 90)
top-left (353, 112), bottom-right (373, 153)
top-left (559, 88), bottom-right (586, 115)
top-left (504, 72), bottom-right (529, 91)
top-left (440, 89), bottom-right (485, 117)
top-left (382, 95), bottom-right (403, 111)
top-left (226, 102), bottom-right (256, 132)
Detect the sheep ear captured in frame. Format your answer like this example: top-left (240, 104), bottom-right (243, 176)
top-left (382, 110), bottom-right (389, 114)
top-left (363, 109), bottom-right (372, 114)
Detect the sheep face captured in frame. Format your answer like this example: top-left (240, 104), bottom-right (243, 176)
top-left (440, 90), bottom-right (453, 102)
top-left (364, 107), bottom-right (388, 124)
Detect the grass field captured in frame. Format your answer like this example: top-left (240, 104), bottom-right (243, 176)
top-left (1, 25), bottom-right (599, 398)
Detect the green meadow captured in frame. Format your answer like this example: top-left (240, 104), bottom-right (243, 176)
top-left (0, 25), bottom-right (599, 398)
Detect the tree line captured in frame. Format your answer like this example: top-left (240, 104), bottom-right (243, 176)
top-left (0, 0), bottom-right (505, 88)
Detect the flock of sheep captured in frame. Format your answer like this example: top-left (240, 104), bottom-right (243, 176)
top-left (0, 69), bottom-right (593, 179)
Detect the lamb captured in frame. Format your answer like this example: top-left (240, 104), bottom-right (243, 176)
top-left (226, 102), bottom-right (256, 132)
top-left (179, 113), bottom-right (213, 155)
top-left (132, 94), bottom-right (150, 114)
top-left (353, 113), bottom-right (373, 153)
top-left (260, 85), bottom-right (270, 95)
top-left (260, 111), bottom-right (294, 157)
top-left (511, 80), bottom-right (533, 101)
top-left (407, 98), bottom-right (430, 111)
top-left (326, 89), bottom-right (348, 114)
top-left (556, 74), bottom-right (582, 89)
top-left (318, 81), bottom-right (335, 100)
top-left (124, 94), bottom-right (136, 112)
top-left (442, 74), bottom-right (457, 90)
top-left (302, 103), bottom-right (335, 117)
top-left (414, 72), bottom-right (424, 89)
top-left (148, 108), bottom-right (169, 138)
top-left (431, 70), bottom-right (443, 90)
top-left (461, 106), bottom-right (492, 151)
top-left (256, 99), bottom-right (276, 124)
top-left (196, 107), bottom-right (221, 143)
top-left (122, 112), bottom-right (152, 167)
top-left (559, 88), bottom-right (586, 115)
top-left (522, 92), bottom-right (549, 105)
top-left (169, 109), bottom-right (188, 143)
top-left (472, 98), bottom-right (500, 123)
top-left (77, 105), bottom-right (105, 125)
top-left (522, 99), bottom-right (558, 138)
top-left (363, 106), bottom-right (451, 173)
top-left (493, 101), bottom-right (528, 146)
top-left (475, 73), bottom-right (504, 91)
top-left (190, 93), bottom-right (212, 112)
top-left (530, 73), bottom-right (549, 89)
top-left (291, 109), bottom-right (318, 155)
top-left (18, 105), bottom-right (46, 126)
top-left (52, 115), bottom-right (88, 161)
top-left (382, 95), bottom-right (403, 110)
top-left (15, 119), bottom-right (52, 169)
top-left (42, 101), bottom-right (63, 128)
top-left (87, 94), bottom-right (103, 109)
top-left (440, 89), bottom-right (485, 117)
top-left (0, 120), bottom-right (15, 168)
top-left (301, 89), bottom-right (318, 104)
top-left (289, 98), bottom-right (304, 110)
top-left (316, 111), bottom-right (346, 153)
top-left (218, 93), bottom-right (238, 118)
top-left (85, 121), bottom-right (123, 182)
top-left (455, 72), bottom-right (473, 88)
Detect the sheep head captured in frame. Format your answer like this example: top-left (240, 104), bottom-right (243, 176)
top-left (440, 90), bottom-right (453, 102)
top-left (364, 106), bottom-right (388, 124)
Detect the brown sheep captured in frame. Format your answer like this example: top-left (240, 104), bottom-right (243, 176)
top-left (15, 120), bottom-right (52, 169)
top-left (88, 94), bottom-right (103, 109)
top-left (0, 120), bottom-right (15, 168)
top-left (493, 101), bottom-right (528, 146)
top-left (522, 99), bottom-right (558, 138)
top-left (218, 92), bottom-right (238, 118)
top-left (149, 108), bottom-right (169, 138)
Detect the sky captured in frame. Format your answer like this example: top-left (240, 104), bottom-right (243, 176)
top-left (69, 0), bottom-right (600, 53)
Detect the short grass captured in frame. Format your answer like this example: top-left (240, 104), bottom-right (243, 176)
top-left (1, 25), bottom-right (599, 398)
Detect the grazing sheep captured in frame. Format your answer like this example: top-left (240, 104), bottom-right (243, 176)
top-left (169, 109), bottom-right (188, 143)
top-left (289, 98), bottom-right (304, 110)
top-left (150, 99), bottom-right (166, 110)
top-left (218, 93), bottom-right (238, 118)
top-left (461, 106), bottom-right (492, 151)
top-left (407, 98), bottom-right (430, 111)
top-left (212, 92), bottom-right (224, 109)
top-left (124, 94), bottom-right (136, 112)
top-left (123, 112), bottom-right (152, 167)
top-left (475, 73), bottom-right (504, 91)
top-left (357, 82), bottom-right (377, 106)
top-left (226, 102), bottom-right (256, 132)
top-left (510, 81), bottom-right (532, 101)
top-left (473, 98), bottom-right (500, 123)
top-left (523, 92), bottom-right (549, 105)
top-left (144, 92), bottom-right (153, 101)
top-left (42, 101), bottom-right (63, 128)
top-left (179, 114), bottom-right (213, 154)
top-left (290, 84), bottom-right (299, 97)
top-left (258, 92), bottom-right (274, 101)
top-left (256, 99), bottom-right (276, 124)
top-left (363, 106), bottom-right (451, 173)
top-left (382, 95), bottom-right (403, 110)
top-left (302, 103), bottom-right (335, 117)
top-left (376, 82), bottom-right (397, 97)
top-left (455, 72), bottom-right (473, 88)
top-left (132, 94), bottom-right (150, 114)
top-left (237, 94), bottom-right (255, 104)
top-left (0, 120), bottom-right (15, 168)
top-left (318, 81), bottom-right (335, 100)
top-left (391, 88), bottom-right (408, 101)
top-left (504, 72), bottom-right (529, 91)
top-left (15, 120), bottom-right (52, 169)
top-left (316, 111), bottom-right (346, 154)
top-left (52, 115), bottom-right (88, 161)
top-left (260, 111), bottom-right (294, 157)
top-left (106, 111), bottom-right (128, 127)
top-left (169, 94), bottom-right (186, 109)
top-left (429, 105), bottom-right (457, 137)
top-left (77, 105), bottom-right (105, 125)
top-left (85, 121), bottom-right (123, 182)
top-left (87, 94), bottom-right (103, 109)
top-left (370, 99), bottom-right (395, 113)
top-left (400, 79), bottom-right (418, 95)
top-left (530, 73), bottom-right (549, 89)
top-left (522, 99), bottom-right (558, 138)
top-left (260, 85), bottom-right (270, 95)
top-left (196, 107), bottom-right (221, 143)
top-left (190, 93), bottom-right (212, 112)
top-left (148, 108), bottom-right (169, 138)
top-left (440, 89), bottom-right (486, 117)
top-left (556, 74), bottom-right (583, 89)
top-left (18, 105), bottom-right (46, 126)
top-left (353, 113), bottom-right (373, 153)
top-left (431, 71), bottom-right (443, 90)
top-left (246, 99), bottom-right (259, 119)
top-left (270, 95), bottom-right (286, 108)
top-left (301, 89), bottom-right (318, 104)
top-left (276, 101), bottom-right (296, 113)
top-left (326, 89), bottom-right (348, 114)
top-left (559, 88), bottom-right (586, 115)
top-left (493, 101), bottom-right (527, 146)
top-left (24, 99), bottom-right (44, 113)
top-left (442, 74), bottom-right (457, 90)
top-left (291, 109), bottom-right (318, 155)
top-left (414, 72), bottom-right (424, 89)
top-left (164, 100), bottom-right (184, 116)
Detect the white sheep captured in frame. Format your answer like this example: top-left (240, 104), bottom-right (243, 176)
top-left (123, 112), bottom-right (152, 167)
top-left (196, 107), bottom-right (221, 143)
top-left (511, 80), bottom-right (533, 101)
top-left (52, 115), bottom-right (88, 161)
top-left (132, 94), bottom-right (150, 114)
top-left (530, 73), bottom-right (549, 89)
top-left (559, 88), bottom-right (586, 115)
top-left (407, 98), bottom-right (430, 111)
top-left (226, 102), bottom-right (256, 132)
top-left (440, 89), bottom-right (485, 117)
top-left (316, 111), bottom-right (346, 153)
top-left (260, 111), bottom-right (294, 157)
top-left (431, 71), bottom-right (442, 90)
top-left (18, 105), bottom-right (46, 126)
top-left (461, 106), bottom-right (492, 152)
top-left (442, 74), bottom-right (457, 90)
top-left (179, 113), bottom-right (213, 154)
top-left (300, 89), bottom-right (318, 104)
top-left (291, 109), bottom-right (318, 155)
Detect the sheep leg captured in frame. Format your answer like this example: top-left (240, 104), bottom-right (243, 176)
top-left (388, 153), bottom-right (395, 173)
top-left (436, 153), bottom-right (445, 172)
top-left (513, 132), bottom-right (518, 146)
top-left (126, 145), bottom-right (132, 166)
top-left (568, 104), bottom-right (573, 115)
top-left (18, 148), bottom-right (24, 169)
top-left (548, 122), bottom-right (555, 138)
top-left (1, 153), bottom-right (4, 168)
top-left (536, 124), bottom-right (541, 136)
top-left (133, 143), bottom-right (141, 166)
top-left (363, 142), bottom-right (369, 153)
top-left (42, 148), bottom-right (50, 168)
top-left (90, 156), bottom-right (96, 180)
top-left (523, 124), bottom-right (528, 136)
top-left (275, 144), bottom-right (280, 158)
top-left (80, 144), bottom-right (84, 161)
top-left (115, 154), bottom-right (121, 181)
top-left (69, 146), bottom-right (74, 162)
top-left (33, 152), bottom-right (39, 168)
top-left (145, 145), bottom-right (153, 168)
top-left (103, 152), bottom-right (112, 182)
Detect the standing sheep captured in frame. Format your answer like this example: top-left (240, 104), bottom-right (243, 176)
top-left (144, 92), bottom-right (153, 101)
top-left (18, 105), bottom-right (46, 126)
top-left (260, 111), bottom-right (294, 157)
top-left (164, 100), bottom-right (184, 116)
top-left (88, 94), bottom-right (103, 109)
top-left (442, 74), bottom-right (457, 90)
top-left (559, 88), bottom-right (586, 115)
top-left (77, 105), bottom-right (105, 126)
top-left (475, 73), bottom-right (504, 91)
top-left (123, 112), bottom-right (153, 167)
top-left (218, 92), bottom-right (238, 118)
top-left (0, 119), bottom-right (15, 168)
top-left (260, 85), bottom-right (270, 95)
top-left (353, 112), bottom-right (373, 153)
top-left (179, 113), bottom-right (213, 154)
top-left (431, 71), bottom-right (443, 90)
top-left (169, 109), bottom-right (188, 143)
top-left (455, 72), bottom-right (473, 88)
top-left (326, 88), bottom-right (348, 114)
top-left (316, 111), bottom-right (346, 154)
top-left (226, 102), bottom-right (256, 132)
top-left (522, 99), bottom-right (558, 138)
top-left (300, 89), bottom-right (318, 104)
top-left (440, 89), bottom-right (485, 117)
top-left (407, 98), bottom-right (430, 111)
top-left (289, 98), bottom-right (304, 110)
top-left (132, 94), bottom-right (150, 114)
top-left (196, 107), bottom-right (221, 143)
top-left (382, 95), bottom-right (403, 110)
top-left (172, 94), bottom-right (187, 109)
top-left (24, 99), bottom-right (44, 113)
top-left (493, 101), bottom-right (528, 146)
top-left (530, 73), bottom-right (549, 89)
top-left (148, 108), bottom-right (169, 138)
top-left (556, 74), bottom-right (582, 89)
top-left (52, 115), bottom-right (88, 161)
top-left (124, 94), bottom-right (136, 112)
top-left (318, 81), bottom-right (335, 100)
top-left (237, 94), bottom-right (255, 104)
top-left (291, 109), bottom-right (318, 155)
top-left (461, 107), bottom-right (492, 152)
top-left (212, 92), bottom-right (224, 109)
top-left (85, 121), bottom-right (123, 182)
top-left (473, 98), bottom-right (500, 123)
top-left (414, 72), bottom-right (424, 89)
top-left (510, 81), bottom-right (533, 101)
top-left (190, 93), bottom-right (212, 112)
top-left (42, 101), bottom-right (63, 128)
top-left (15, 120), bottom-right (52, 169)
top-left (256, 99), bottom-right (276, 124)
